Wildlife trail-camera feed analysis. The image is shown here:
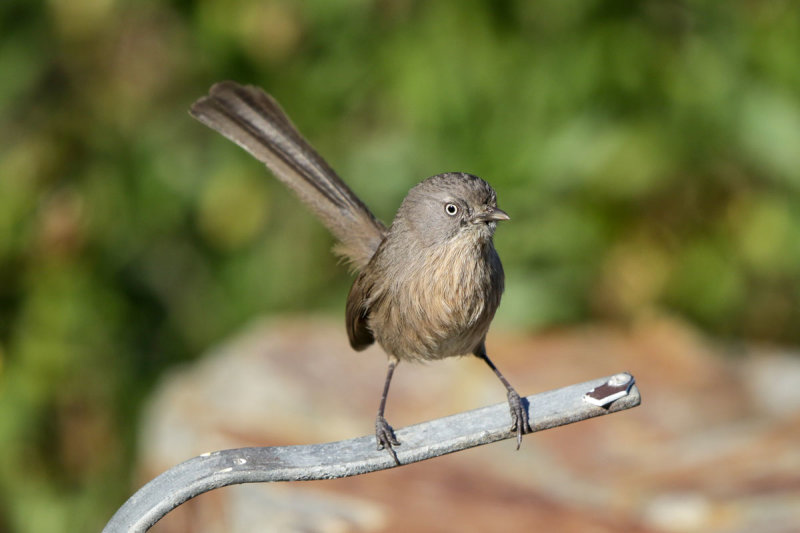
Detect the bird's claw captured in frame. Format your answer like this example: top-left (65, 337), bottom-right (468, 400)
top-left (375, 415), bottom-right (401, 465)
top-left (507, 389), bottom-right (532, 450)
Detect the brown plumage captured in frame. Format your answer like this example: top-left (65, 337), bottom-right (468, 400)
top-left (190, 82), bottom-right (531, 465)
top-left (347, 173), bottom-right (505, 363)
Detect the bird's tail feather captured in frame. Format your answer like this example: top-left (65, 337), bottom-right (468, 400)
top-left (190, 81), bottom-right (385, 269)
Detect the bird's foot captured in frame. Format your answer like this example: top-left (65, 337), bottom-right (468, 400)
top-left (507, 388), bottom-right (532, 449)
top-left (375, 415), bottom-right (401, 465)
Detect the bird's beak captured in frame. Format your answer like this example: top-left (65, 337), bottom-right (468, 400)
top-left (473, 207), bottom-right (510, 223)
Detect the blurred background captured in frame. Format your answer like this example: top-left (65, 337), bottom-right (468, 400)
top-left (1, 0), bottom-right (800, 531)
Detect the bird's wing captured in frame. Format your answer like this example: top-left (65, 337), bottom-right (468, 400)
top-left (345, 270), bottom-right (376, 351)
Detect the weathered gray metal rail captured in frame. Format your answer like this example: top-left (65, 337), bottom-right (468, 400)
top-left (103, 373), bottom-right (640, 532)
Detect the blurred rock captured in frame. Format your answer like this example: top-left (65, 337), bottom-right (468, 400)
top-left (739, 349), bottom-right (800, 419)
top-left (139, 315), bottom-right (800, 532)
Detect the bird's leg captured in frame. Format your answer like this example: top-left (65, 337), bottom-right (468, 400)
top-left (476, 352), bottom-right (532, 449)
top-left (375, 359), bottom-right (401, 465)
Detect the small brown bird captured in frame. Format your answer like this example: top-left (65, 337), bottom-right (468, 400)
top-left (190, 82), bottom-right (531, 464)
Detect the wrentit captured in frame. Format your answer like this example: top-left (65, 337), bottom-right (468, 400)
top-left (191, 82), bottom-right (531, 464)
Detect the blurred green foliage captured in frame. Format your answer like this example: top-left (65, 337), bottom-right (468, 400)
top-left (1, 0), bottom-right (799, 530)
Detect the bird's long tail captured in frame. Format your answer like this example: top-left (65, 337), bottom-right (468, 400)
top-left (190, 81), bottom-right (386, 270)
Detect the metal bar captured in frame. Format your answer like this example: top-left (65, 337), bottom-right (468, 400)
top-left (103, 373), bottom-right (640, 532)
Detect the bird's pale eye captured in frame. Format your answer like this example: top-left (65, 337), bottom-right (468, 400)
top-left (444, 203), bottom-right (459, 216)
